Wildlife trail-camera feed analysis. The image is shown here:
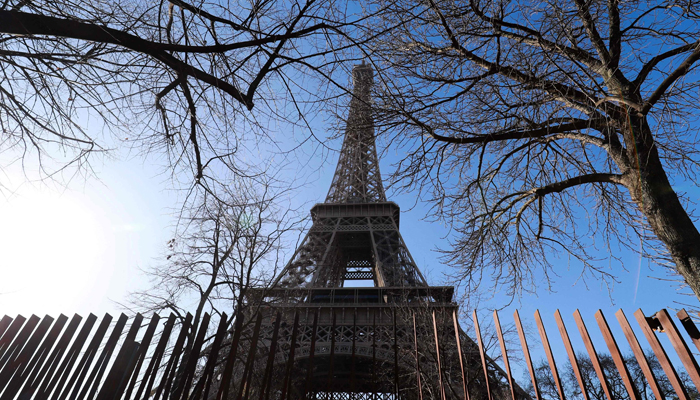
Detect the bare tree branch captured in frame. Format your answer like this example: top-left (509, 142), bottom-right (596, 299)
top-left (0, 10), bottom-right (253, 108)
top-left (642, 42), bottom-right (700, 114)
top-left (359, 0), bottom-right (700, 299)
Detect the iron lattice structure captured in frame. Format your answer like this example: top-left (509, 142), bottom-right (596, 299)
top-left (236, 291), bottom-right (500, 400)
top-left (275, 63), bottom-right (427, 289)
top-left (325, 62), bottom-right (385, 204)
top-left (252, 63), bottom-right (511, 399)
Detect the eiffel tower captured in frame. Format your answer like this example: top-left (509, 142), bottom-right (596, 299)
top-left (235, 62), bottom-right (515, 400)
top-left (273, 61), bottom-right (425, 290)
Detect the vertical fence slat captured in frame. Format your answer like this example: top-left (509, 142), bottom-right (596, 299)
top-left (57, 313), bottom-right (112, 400)
top-left (180, 312), bottom-right (212, 398)
top-left (493, 310), bottom-right (516, 400)
top-left (191, 313), bottom-right (230, 400)
top-left (80, 313), bottom-right (129, 400)
top-left (328, 309), bottom-right (338, 399)
top-left (472, 310), bottom-right (491, 400)
top-left (27, 314), bottom-right (82, 400)
top-left (94, 341), bottom-right (139, 400)
top-left (216, 313), bottom-right (246, 400)
top-left (203, 313), bottom-right (231, 400)
top-left (7, 314), bottom-right (67, 399)
top-left (351, 307), bottom-right (357, 394)
top-left (594, 310), bottom-right (641, 400)
top-left (573, 310), bottom-right (613, 400)
top-left (0, 315), bottom-right (14, 341)
top-left (135, 313), bottom-right (177, 400)
top-left (414, 312), bottom-right (424, 400)
top-left (238, 312), bottom-right (264, 400)
top-left (634, 309), bottom-right (689, 400)
top-left (655, 309), bottom-right (700, 390)
top-left (260, 312), bottom-right (282, 400)
top-left (554, 310), bottom-right (589, 400)
top-left (432, 309), bottom-right (446, 400)
top-left (515, 310), bottom-right (541, 400)
top-left (676, 309), bottom-right (700, 353)
top-left (452, 310), bottom-right (466, 400)
top-left (41, 313), bottom-right (97, 400)
top-left (122, 313), bottom-right (161, 400)
top-left (153, 313), bottom-right (193, 400)
top-left (95, 313), bottom-right (144, 400)
top-left (0, 315), bottom-right (27, 357)
top-left (0, 315), bottom-right (39, 375)
top-left (172, 312), bottom-right (211, 400)
top-left (372, 309), bottom-right (377, 400)
top-left (615, 309), bottom-right (666, 400)
top-left (303, 310), bottom-right (320, 399)
top-left (0, 314), bottom-right (55, 396)
top-left (101, 313), bottom-right (144, 399)
top-left (393, 308), bottom-right (399, 399)
top-left (535, 310), bottom-right (566, 400)
top-left (280, 311), bottom-right (300, 400)
top-left (81, 313), bottom-right (129, 400)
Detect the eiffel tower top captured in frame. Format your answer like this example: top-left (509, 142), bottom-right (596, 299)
top-left (325, 61), bottom-right (386, 203)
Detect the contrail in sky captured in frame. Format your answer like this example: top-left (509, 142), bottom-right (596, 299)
top-left (633, 238), bottom-right (643, 304)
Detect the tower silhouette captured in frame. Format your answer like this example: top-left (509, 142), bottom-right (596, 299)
top-left (236, 63), bottom-right (514, 400)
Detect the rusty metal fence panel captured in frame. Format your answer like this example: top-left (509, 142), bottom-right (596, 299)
top-left (0, 308), bottom-right (697, 400)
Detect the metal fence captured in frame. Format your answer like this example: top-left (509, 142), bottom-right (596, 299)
top-left (0, 308), bottom-right (698, 400)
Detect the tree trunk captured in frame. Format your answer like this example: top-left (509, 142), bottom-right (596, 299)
top-left (626, 118), bottom-right (700, 299)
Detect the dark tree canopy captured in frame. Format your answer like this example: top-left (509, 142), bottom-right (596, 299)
top-left (356, 0), bottom-right (700, 299)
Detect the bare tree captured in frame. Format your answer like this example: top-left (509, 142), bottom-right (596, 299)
top-left (126, 176), bottom-right (299, 340)
top-left (355, 0), bottom-right (700, 299)
top-left (0, 0), bottom-right (354, 192)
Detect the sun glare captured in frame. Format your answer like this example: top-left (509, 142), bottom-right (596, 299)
top-left (0, 188), bottom-right (112, 316)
